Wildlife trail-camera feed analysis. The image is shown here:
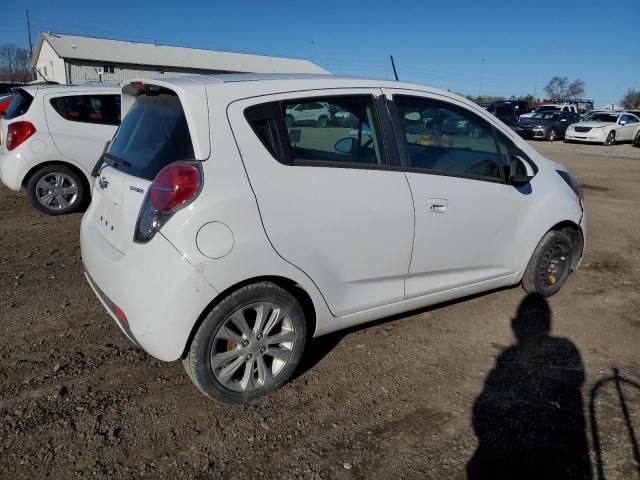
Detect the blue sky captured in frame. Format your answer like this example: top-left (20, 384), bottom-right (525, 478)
top-left (2, 0), bottom-right (638, 106)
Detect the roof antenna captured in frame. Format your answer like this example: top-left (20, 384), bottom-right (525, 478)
top-left (389, 55), bottom-right (399, 81)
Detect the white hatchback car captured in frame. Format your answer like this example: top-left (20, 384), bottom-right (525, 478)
top-left (81, 74), bottom-right (586, 404)
top-left (565, 111), bottom-right (640, 145)
top-left (0, 85), bottom-right (120, 214)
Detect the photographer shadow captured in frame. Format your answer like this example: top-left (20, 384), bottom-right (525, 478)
top-left (467, 294), bottom-right (592, 480)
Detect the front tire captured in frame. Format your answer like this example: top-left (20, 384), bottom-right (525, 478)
top-left (604, 131), bottom-right (615, 146)
top-left (26, 164), bottom-right (86, 215)
top-left (548, 128), bottom-right (558, 141)
top-left (183, 282), bottom-right (307, 404)
top-left (522, 230), bottom-right (573, 297)
top-left (633, 130), bottom-right (640, 147)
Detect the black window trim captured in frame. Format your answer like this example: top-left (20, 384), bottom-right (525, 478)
top-left (244, 92), bottom-right (402, 171)
top-left (388, 93), bottom-right (515, 185)
top-left (49, 94), bottom-right (121, 126)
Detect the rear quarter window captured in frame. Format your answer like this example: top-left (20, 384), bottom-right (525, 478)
top-left (50, 94), bottom-right (121, 125)
top-left (4, 91), bottom-right (33, 120)
top-left (105, 90), bottom-right (195, 181)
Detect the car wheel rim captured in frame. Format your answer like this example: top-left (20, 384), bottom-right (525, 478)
top-left (549, 130), bottom-right (556, 141)
top-left (538, 242), bottom-right (569, 290)
top-left (35, 173), bottom-right (79, 210)
top-left (210, 302), bottom-right (295, 393)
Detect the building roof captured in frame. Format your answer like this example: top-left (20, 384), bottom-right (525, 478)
top-left (34, 32), bottom-right (329, 74)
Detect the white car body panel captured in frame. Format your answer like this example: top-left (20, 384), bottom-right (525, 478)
top-left (81, 74), bottom-right (585, 361)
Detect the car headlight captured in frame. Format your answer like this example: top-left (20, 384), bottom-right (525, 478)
top-left (533, 126), bottom-right (545, 130)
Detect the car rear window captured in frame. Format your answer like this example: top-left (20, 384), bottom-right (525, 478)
top-left (105, 90), bottom-right (195, 181)
top-left (3, 90), bottom-right (33, 120)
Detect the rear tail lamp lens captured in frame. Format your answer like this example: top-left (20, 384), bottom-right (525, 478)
top-left (150, 163), bottom-right (201, 212)
top-left (7, 121), bottom-right (36, 151)
top-left (134, 161), bottom-right (203, 243)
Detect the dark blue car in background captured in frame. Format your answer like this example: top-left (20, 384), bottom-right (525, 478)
top-left (517, 110), bottom-right (582, 141)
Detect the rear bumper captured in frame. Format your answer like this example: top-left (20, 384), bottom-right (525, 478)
top-left (0, 149), bottom-right (29, 191)
top-left (80, 216), bottom-right (218, 361)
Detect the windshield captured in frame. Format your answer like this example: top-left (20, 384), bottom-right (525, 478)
top-left (582, 113), bottom-right (619, 123)
top-left (106, 90), bottom-right (195, 181)
top-left (531, 112), bottom-right (559, 120)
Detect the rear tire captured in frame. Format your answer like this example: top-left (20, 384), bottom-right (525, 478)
top-left (26, 164), bottom-right (87, 215)
top-left (183, 282), bottom-right (307, 404)
top-left (522, 230), bottom-right (573, 298)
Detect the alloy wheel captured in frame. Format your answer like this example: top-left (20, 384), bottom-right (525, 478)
top-left (210, 302), bottom-right (296, 393)
top-left (35, 173), bottom-right (79, 211)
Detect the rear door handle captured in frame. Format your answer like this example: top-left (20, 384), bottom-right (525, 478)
top-left (428, 198), bottom-right (449, 213)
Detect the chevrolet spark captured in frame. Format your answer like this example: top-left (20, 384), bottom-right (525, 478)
top-left (81, 74), bottom-right (586, 404)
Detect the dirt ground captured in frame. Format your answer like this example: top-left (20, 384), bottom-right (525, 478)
top-left (1, 141), bottom-right (639, 480)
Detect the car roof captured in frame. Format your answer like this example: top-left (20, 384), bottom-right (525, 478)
top-left (16, 84), bottom-right (121, 96)
top-left (129, 73), bottom-right (465, 100)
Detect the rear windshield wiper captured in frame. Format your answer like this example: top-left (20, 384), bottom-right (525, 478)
top-left (91, 153), bottom-right (131, 178)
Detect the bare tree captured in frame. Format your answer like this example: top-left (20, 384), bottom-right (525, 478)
top-left (621, 89), bottom-right (640, 109)
top-left (544, 76), bottom-right (585, 101)
top-left (0, 44), bottom-right (17, 81)
top-left (0, 44), bottom-right (33, 82)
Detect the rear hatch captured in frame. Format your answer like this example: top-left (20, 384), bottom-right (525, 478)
top-left (90, 84), bottom-right (199, 253)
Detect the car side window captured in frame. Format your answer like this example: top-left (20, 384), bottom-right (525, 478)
top-left (50, 95), bottom-right (121, 125)
top-left (628, 115), bottom-right (639, 124)
top-left (394, 95), bottom-right (504, 181)
top-left (281, 96), bottom-right (387, 167)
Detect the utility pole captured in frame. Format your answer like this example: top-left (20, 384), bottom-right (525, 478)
top-left (389, 55), bottom-right (399, 81)
top-left (26, 10), bottom-right (35, 80)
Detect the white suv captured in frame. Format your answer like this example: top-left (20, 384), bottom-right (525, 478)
top-left (285, 101), bottom-right (332, 127)
top-left (0, 85), bottom-right (120, 214)
top-left (519, 104), bottom-right (579, 119)
top-left (81, 74), bottom-right (586, 404)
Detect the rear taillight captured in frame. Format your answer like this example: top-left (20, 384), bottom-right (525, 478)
top-left (134, 161), bottom-right (203, 243)
top-left (7, 121), bottom-right (36, 151)
top-left (150, 163), bottom-right (201, 211)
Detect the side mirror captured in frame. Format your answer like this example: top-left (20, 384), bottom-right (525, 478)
top-left (335, 137), bottom-right (356, 154)
top-left (510, 156), bottom-right (535, 185)
top-left (560, 118), bottom-right (567, 122)
top-left (619, 120), bottom-right (627, 126)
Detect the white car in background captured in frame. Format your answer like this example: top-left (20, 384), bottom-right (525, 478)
top-left (565, 111), bottom-right (640, 145)
top-left (0, 85), bottom-right (120, 214)
top-left (285, 101), bottom-right (332, 127)
top-left (81, 74), bottom-right (586, 404)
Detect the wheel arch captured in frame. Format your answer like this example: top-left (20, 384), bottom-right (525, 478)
top-left (181, 275), bottom-right (317, 359)
top-left (548, 220), bottom-right (584, 270)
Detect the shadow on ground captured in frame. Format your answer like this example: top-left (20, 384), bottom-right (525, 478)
top-left (467, 294), bottom-right (592, 480)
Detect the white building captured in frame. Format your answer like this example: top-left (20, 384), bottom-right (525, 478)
top-left (32, 32), bottom-right (328, 85)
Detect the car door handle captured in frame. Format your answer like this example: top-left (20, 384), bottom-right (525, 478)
top-left (428, 198), bottom-right (449, 213)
